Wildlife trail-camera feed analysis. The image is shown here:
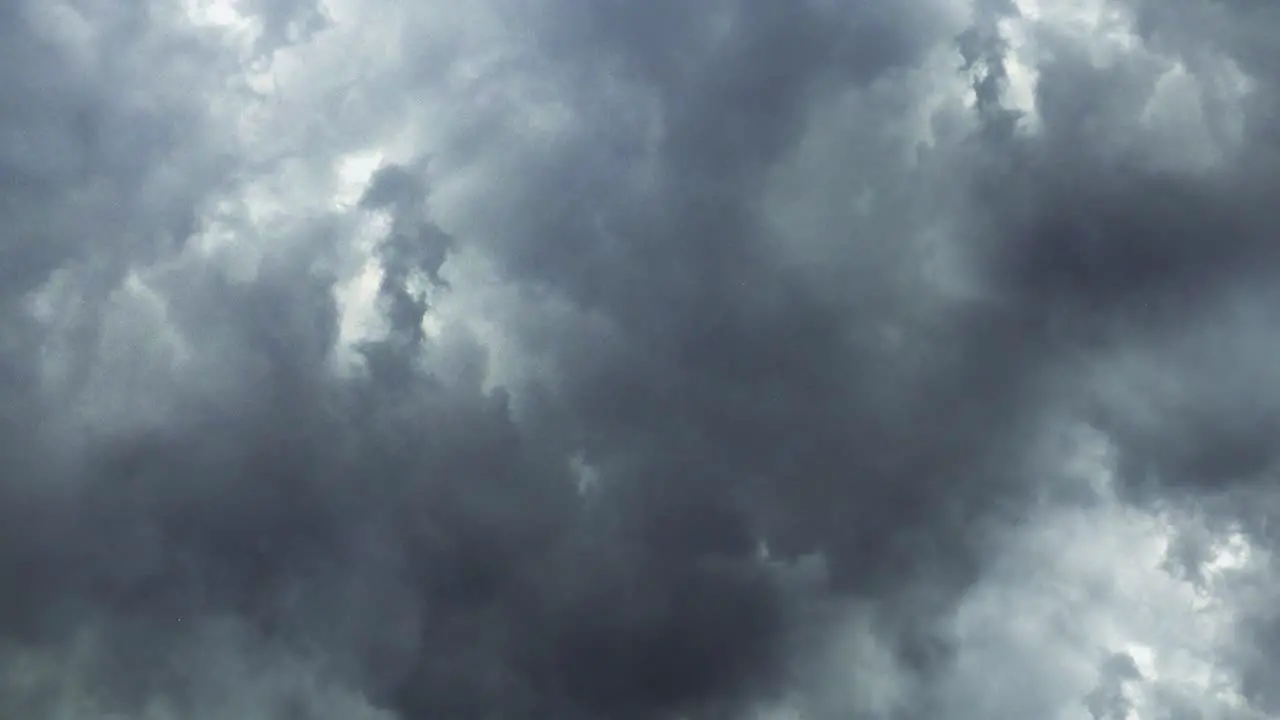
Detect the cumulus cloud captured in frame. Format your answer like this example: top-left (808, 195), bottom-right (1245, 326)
top-left (2, 0), bottom-right (1279, 717)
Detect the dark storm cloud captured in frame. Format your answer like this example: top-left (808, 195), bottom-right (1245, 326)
top-left (3, 0), bottom-right (1280, 717)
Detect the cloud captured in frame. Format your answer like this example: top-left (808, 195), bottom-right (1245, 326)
top-left (3, 0), bottom-right (1280, 717)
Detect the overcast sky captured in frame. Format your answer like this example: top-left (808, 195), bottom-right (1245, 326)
top-left (2, 0), bottom-right (1280, 717)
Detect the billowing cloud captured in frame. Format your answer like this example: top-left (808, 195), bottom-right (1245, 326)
top-left (3, 0), bottom-right (1279, 718)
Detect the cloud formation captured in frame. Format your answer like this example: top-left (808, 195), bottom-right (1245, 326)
top-left (2, 0), bottom-right (1279, 717)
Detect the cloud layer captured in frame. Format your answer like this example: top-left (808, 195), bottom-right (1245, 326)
top-left (2, 0), bottom-right (1279, 717)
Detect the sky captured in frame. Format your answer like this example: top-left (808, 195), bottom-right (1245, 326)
top-left (2, 0), bottom-right (1280, 717)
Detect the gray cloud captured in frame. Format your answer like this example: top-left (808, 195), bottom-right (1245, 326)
top-left (3, 0), bottom-right (1280, 717)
